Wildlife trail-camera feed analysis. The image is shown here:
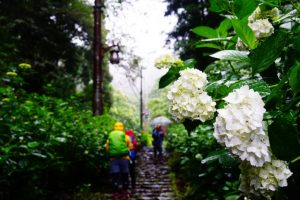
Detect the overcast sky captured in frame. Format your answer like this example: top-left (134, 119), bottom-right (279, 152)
top-left (88, 0), bottom-right (177, 98)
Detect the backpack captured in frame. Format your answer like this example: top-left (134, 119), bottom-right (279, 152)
top-left (108, 130), bottom-right (129, 158)
top-left (127, 135), bottom-right (137, 160)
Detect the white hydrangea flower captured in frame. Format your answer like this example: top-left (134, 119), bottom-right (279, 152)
top-left (167, 69), bottom-right (216, 122)
top-left (248, 19), bottom-right (274, 39)
top-left (214, 85), bottom-right (272, 166)
top-left (239, 160), bottom-right (293, 195)
top-left (154, 55), bottom-right (184, 69)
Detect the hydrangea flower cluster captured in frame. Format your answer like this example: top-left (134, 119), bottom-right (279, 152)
top-left (18, 63), bottom-right (32, 70)
top-left (213, 85), bottom-right (271, 167)
top-left (239, 160), bottom-right (293, 195)
top-left (154, 55), bottom-right (184, 69)
top-left (167, 69), bottom-right (216, 122)
top-left (213, 85), bottom-right (293, 196)
top-left (248, 7), bottom-right (280, 39)
top-left (248, 19), bottom-right (274, 39)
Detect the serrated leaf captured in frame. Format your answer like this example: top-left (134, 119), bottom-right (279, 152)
top-left (227, 79), bottom-right (271, 98)
top-left (233, 0), bottom-right (258, 19)
top-left (210, 50), bottom-right (250, 62)
top-left (192, 26), bottom-right (218, 38)
top-left (206, 82), bottom-right (230, 99)
top-left (231, 19), bottom-right (257, 49)
top-left (289, 62), bottom-right (300, 95)
top-left (250, 30), bottom-right (288, 74)
top-left (268, 113), bottom-right (300, 161)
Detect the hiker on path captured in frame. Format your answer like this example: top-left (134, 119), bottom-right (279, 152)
top-left (152, 124), bottom-right (165, 159)
top-left (106, 122), bottom-right (133, 200)
top-left (125, 130), bottom-right (138, 190)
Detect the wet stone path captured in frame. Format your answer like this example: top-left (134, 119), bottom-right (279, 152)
top-left (100, 147), bottom-right (175, 200)
top-left (131, 147), bottom-right (175, 200)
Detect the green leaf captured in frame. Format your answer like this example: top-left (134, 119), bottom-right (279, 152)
top-left (210, 50), bottom-right (250, 62)
top-left (158, 67), bottom-right (181, 89)
top-left (225, 195), bottom-right (241, 200)
top-left (250, 30), bottom-right (288, 74)
top-left (201, 37), bottom-right (233, 42)
top-left (32, 152), bottom-right (47, 159)
top-left (206, 82), bottom-right (230, 99)
top-left (261, 0), bottom-right (280, 7)
top-left (231, 19), bottom-right (257, 49)
top-left (218, 152), bottom-right (239, 168)
top-left (268, 113), bottom-right (300, 161)
top-left (159, 60), bottom-right (195, 88)
top-left (201, 155), bottom-right (220, 164)
top-left (27, 141), bottom-right (40, 149)
top-left (233, 0), bottom-right (258, 19)
top-left (209, 0), bottom-right (230, 13)
top-left (266, 72), bottom-right (289, 105)
top-left (289, 62), bottom-right (300, 95)
top-left (196, 43), bottom-right (222, 50)
top-left (183, 59), bottom-right (197, 68)
top-left (192, 26), bottom-right (218, 38)
top-left (217, 19), bottom-right (232, 37)
top-left (228, 79), bottom-right (271, 98)
top-left (202, 149), bottom-right (227, 164)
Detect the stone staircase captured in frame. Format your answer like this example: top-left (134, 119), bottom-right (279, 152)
top-left (131, 147), bottom-right (175, 200)
top-left (97, 147), bottom-right (175, 200)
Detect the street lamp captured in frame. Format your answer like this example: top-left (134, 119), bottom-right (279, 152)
top-left (93, 0), bottom-right (120, 116)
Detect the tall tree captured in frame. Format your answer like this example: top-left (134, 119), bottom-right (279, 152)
top-left (0, 0), bottom-right (112, 107)
top-left (165, 0), bottom-right (223, 70)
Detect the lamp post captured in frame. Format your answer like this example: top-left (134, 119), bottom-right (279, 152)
top-left (140, 66), bottom-right (143, 130)
top-left (93, 0), bottom-right (119, 116)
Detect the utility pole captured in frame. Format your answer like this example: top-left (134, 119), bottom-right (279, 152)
top-left (93, 0), bottom-right (103, 116)
top-left (140, 67), bottom-right (143, 131)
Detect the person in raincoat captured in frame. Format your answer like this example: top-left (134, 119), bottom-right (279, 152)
top-left (106, 122), bottom-right (133, 200)
top-left (152, 124), bottom-right (165, 159)
top-left (125, 129), bottom-right (138, 190)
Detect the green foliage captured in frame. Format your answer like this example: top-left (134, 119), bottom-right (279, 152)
top-left (250, 30), bottom-right (288, 74)
top-left (209, 0), bottom-right (230, 13)
top-left (166, 124), bottom-right (240, 199)
top-left (109, 89), bottom-right (139, 130)
top-left (210, 50), bottom-right (250, 62)
top-left (0, 0), bottom-right (112, 106)
top-left (165, 0), bottom-right (223, 69)
top-left (159, 59), bottom-right (196, 89)
top-left (233, 0), bottom-right (258, 19)
top-left (159, 67), bottom-right (182, 89)
top-left (289, 62), bottom-right (300, 95)
top-left (163, 0), bottom-right (300, 199)
top-left (268, 112), bottom-right (300, 161)
top-left (0, 65), bottom-right (116, 198)
top-left (231, 18), bottom-right (257, 49)
top-left (192, 26), bottom-right (218, 38)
